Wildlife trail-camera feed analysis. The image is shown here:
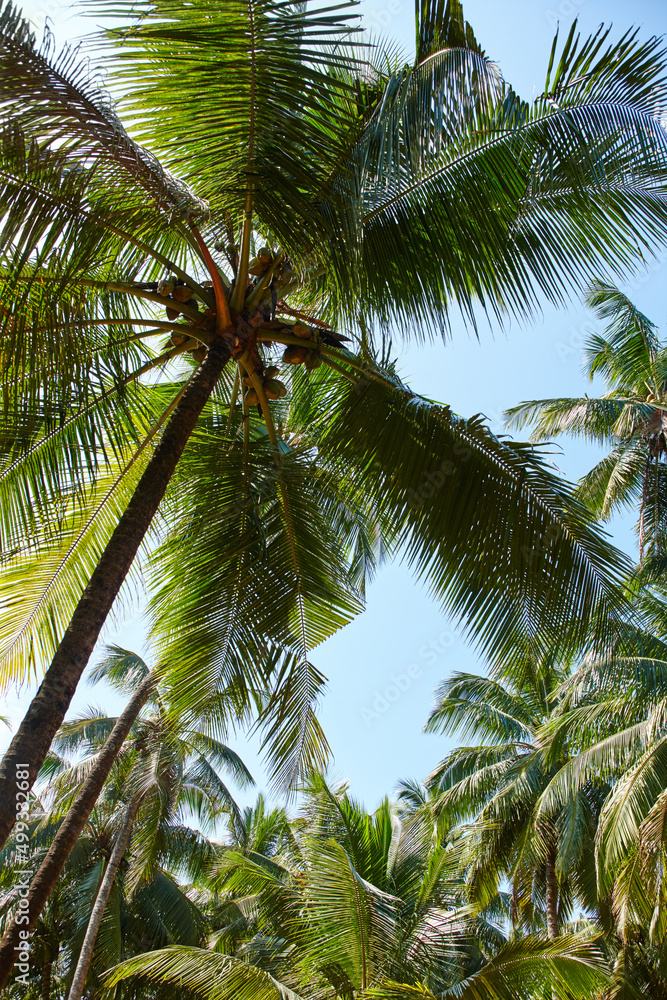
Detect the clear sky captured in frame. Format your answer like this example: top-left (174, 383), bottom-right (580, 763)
top-left (3, 0), bottom-right (667, 813)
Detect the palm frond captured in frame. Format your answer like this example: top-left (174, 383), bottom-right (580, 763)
top-left (318, 370), bottom-right (632, 663)
top-left (0, 2), bottom-right (206, 216)
top-left (105, 944), bottom-right (304, 1000)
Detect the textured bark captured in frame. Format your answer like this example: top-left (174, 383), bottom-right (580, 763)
top-left (0, 337), bottom-right (230, 850)
top-left (0, 673), bottom-right (155, 986)
top-left (545, 839), bottom-right (559, 940)
top-left (639, 457), bottom-right (651, 563)
top-left (66, 796), bottom-right (140, 1000)
top-left (41, 959), bottom-right (52, 1000)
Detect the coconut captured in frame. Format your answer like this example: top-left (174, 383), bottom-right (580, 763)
top-left (264, 379), bottom-right (287, 399)
top-left (304, 351), bottom-right (322, 371)
top-left (172, 284), bottom-right (193, 303)
top-left (248, 257), bottom-right (266, 276)
top-left (157, 278), bottom-right (175, 297)
top-left (283, 345), bottom-right (308, 365)
top-left (170, 334), bottom-right (189, 347)
top-left (192, 346), bottom-right (207, 364)
top-left (276, 263), bottom-right (295, 284)
top-left (293, 323), bottom-right (312, 339)
top-left (245, 388), bottom-right (260, 406)
top-left (265, 365), bottom-right (280, 379)
top-left (166, 306), bottom-right (180, 320)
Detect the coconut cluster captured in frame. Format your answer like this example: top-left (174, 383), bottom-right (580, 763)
top-left (248, 247), bottom-right (295, 286)
top-left (157, 277), bottom-right (202, 320)
top-left (156, 276), bottom-right (211, 363)
top-left (282, 322), bottom-right (322, 370)
top-left (244, 365), bottom-right (288, 406)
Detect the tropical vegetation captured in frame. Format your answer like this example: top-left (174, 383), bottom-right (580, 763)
top-left (508, 282), bottom-right (667, 565)
top-left (1, 0), bottom-right (667, 996)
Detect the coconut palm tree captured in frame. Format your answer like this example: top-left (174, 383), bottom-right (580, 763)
top-left (532, 635), bottom-right (667, 996)
top-left (0, 644), bottom-right (258, 987)
top-left (104, 773), bottom-right (608, 1000)
top-left (0, 784), bottom-right (211, 999)
top-left (423, 652), bottom-right (612, 940)
top-left (9, 645), bottom-right (251, 999)
top-left (507, 282), bottom-right (667, 563)
top-left (536, 640), bottom-right (667, 922)
top-left (1, 0), bottom-right (666, 851)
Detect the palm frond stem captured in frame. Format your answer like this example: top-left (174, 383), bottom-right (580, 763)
top-left (226, 365), bottom-right (241, 436)
top-left (245, 252), bottom-right (285, 312)
top-left (188, 221), bottom-right (232, 330)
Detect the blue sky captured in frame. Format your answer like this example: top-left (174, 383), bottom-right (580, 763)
top-left (3, 0), bottom-right (667, 813)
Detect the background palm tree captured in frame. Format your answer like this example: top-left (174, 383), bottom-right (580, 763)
top-left (507, 282), bottom-right (667, 564)
top-left (423, 653), bottom-right (610, 940)
top-left (105, 773), bottom-right (608, 1000)
top-left (0, 644), bottom-right (257, 986)
top-left (1, 645), bottom-right (251, 997)
top-left (531, 636), bottom-right (667, 995)
top-left (60, 700), bottom-right (247, 1000)
top-left (0, 786), bottom-right (211, 999)
top-left (2, 0), bottom-right (667, 848)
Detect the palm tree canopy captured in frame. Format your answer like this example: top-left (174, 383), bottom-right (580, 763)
top-left (3, 1), bottom-right (667, 335)
top-left (104, 774), bottom-right (608, 1000)
top-left (424, 652), bottom-right (609, 928)
top-left (507, 283), bottom-right (667, 563)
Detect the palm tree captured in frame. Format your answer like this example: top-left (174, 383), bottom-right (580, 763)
top-left (531, 636), bottom-right (667, 995)
top-left (536, 642), bottom-right (667, 914)
top-left (423, 654), bottom-right (610, 940)
top-left (104, 773), bottom-right (608, 1000)
top-left (0, 794), bottom-right (211, 999)
top-left (14, 646), bottom-right (251, 999)
top-left (507, 282), bottom-right (667, 563)
top-left (0, 644), bottom-right (258, 986)
top-left (2, 0), bottom-right (666, 849)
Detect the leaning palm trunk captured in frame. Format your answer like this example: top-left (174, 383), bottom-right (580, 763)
top-left (0, 339), bottom-right (230, 850)
top-left (66, 795), bottom-right (141, 1000)
top-left (0, 672), bottom-right (155, 985)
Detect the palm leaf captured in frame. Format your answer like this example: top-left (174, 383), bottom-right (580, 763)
top-left (105, 945), bottom-right (305, 1000)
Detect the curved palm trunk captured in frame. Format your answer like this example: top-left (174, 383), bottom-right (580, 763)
top-left (66, 796), bottom-right (141, 1000)
top-left (0, 337), bottom-right (230, 850)
top-left (0, 672), bottom-right (154, 986)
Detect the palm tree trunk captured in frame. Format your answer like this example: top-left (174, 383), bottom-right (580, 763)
top-left (66, 796), bottom-right (141, 1000)
top-left (41, 955), bottom-right (54, 1000)
top-left (0, 338), bottom-right (230, 850)
top-left (639, 457), bottom-right (651, 563)
top-left (545, 839), bottom-right (559, 940)
top-left (0, 673), bottom-right (155, 986)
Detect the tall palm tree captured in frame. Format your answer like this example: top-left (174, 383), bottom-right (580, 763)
top-left (0, 795), bottom-right (211, 999)
top-left (507, 282), bottom-right (667, 563)
top-left (536, 641), bottom-right (667, 920)
top-left (2, 0), bottom-right (667, 849)
top-left (533, 636), bottom-right (667, 995)
top-left (104, 774), bottom-right (608, 1000)
top-left (0, 644), bottom-right (258, 985)
top-left (23, 647), bottom-right (250, 1000)
top-left (424, 654), bottom-right (609, 940)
